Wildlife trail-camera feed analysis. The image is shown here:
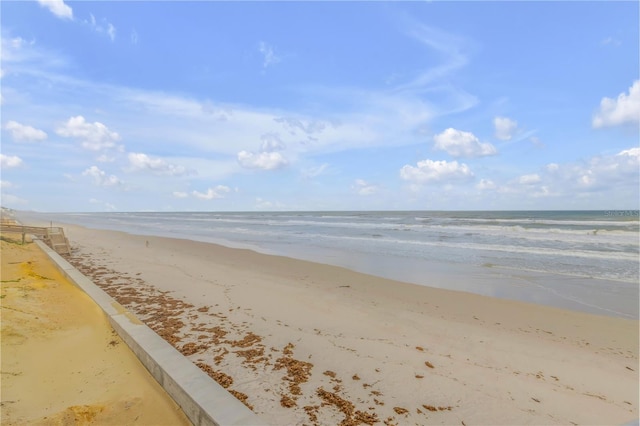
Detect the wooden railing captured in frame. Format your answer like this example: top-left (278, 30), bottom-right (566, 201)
top-left (0, 223), bottom-right (71, 255)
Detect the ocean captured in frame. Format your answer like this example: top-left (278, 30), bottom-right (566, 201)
top-left (20, 210), bottom-right (640, 319)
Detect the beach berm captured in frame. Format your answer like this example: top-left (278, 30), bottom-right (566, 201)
top-left (0, 231), bottom-right (191, 425)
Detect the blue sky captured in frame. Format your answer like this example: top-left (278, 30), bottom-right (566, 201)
top-left (1, 1), bottom-right (638, 212)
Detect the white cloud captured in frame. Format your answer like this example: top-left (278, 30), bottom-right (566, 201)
top-left (56, 116), bottom-right (121, 151)
top-left (301, 163), bottom-right (329, 179)
top-left (172, 191), bottom-right (188, 198)
top-left (192, 185), bottom-right (230, 200)
top-left (237, 150), bottom-right (288, 170)
top-left (97, 154), bottom-right (115, 163)
top-left (258, 41), bottom-right (280, 69)
top-left (274, 117), bottom-right (326, 136)
top-left (600, 36), bottom-right (621, 47)
top-left (127, 152), bottom-right (189, 176)
top-left (592, 80), bottom-right (640, 128)
top-left (518, 174), bottom-right (541, 185)
top-left (397, 22), bottom-right (469, 91)
top-left (493, 116), bottom-right (518, 141)
top-left (476, 179), bottom-right (496, 190)
top-left (400, 159), bottom-right (473, 184)
top-left (494, 147), bottom-right (639, 198)
top-left (433, 128), bottom-right (497, 158)
top-left (0, 180), bottom-right (12, 189)
top-left (352, 179), bottom-right (379, 196)
top-left (0, 154), bottom-right (23, 168)
top-left (84, 14), bottom-right (117, 41)
top-left (82, 166), bottom-right (123, 187)
top-left (107, 23), bottom-right (116, 42)
top-left (37, 0), bottom-right (73, 20)
top-left (260, 133), bottom-right (286, 152)
top-left (5, 120), bottom-right (47, 141)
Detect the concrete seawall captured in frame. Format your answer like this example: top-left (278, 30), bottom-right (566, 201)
top-left (34, 239), bottom-right (264, 426)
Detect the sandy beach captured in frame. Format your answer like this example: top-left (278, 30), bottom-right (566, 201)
top-left (32, 221), bottom-right (636, 425)
top-left (0, 231), bottom-right (191, 425)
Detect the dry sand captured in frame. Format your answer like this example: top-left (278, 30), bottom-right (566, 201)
top-left (0, 232), bottom-right (191, 425)
top-left (44, 223), bottom-right (637, 426)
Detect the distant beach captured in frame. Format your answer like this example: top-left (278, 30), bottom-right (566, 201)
top-left (14, 211), bottom-right (639, 425)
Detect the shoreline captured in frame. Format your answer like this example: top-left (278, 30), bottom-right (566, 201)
top-left (15, 211), bottom-right (639, 319)
top-left (34, 220), bottom-right (639, 425)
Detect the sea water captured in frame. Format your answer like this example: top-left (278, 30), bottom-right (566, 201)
top-left (23, 210), bottom-right (640, 319)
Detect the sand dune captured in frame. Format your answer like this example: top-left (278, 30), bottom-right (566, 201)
top-left (0, 232), bottom-right (190, 425)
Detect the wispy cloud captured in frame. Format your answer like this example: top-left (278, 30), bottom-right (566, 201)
top-left (395, 21), bottom-right (470, 92)
top-left (600, 36), bottom-right (621, 47)
top-left (84, 14), bottom-right (117, 41)
top-left (258, 41), bottom-right (280, 69)
top-left (352, 179), bottom-right (379, 196)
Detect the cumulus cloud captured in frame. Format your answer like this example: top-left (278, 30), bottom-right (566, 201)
top-left (592, 80), bottom-right (640, 128)
top-left (5, 121), bottom-right (47, 141)
top-left (486, 147), bottom-right (640, 199)
top-left (37, 0), bottom-right (73, 20)
top-left (352, 179), bottom-right (379, 196)
top-left (258, 41), bottom-right (280, 69)
top-left (494, 116), bottom-right (518, 141)
top-left (82, 166), bottom-right (123, 187)
top-left (56, 116), bottom-right (121, 151)
top-left (192, 185), bottom-right (231, 200)
top-left (0, 154), bottom-right (23, 168)
top-left (127, 152), bottom-right (189, 176)
top-left (237, 150), bottom-right (288, 170)
top-left (433, 128), bottom-right (497, 158)
top-left (400, 159), bottom-right (473, 184)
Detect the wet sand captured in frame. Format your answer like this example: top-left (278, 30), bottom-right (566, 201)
top-left (47, 223), bottom-right (639, 425)
top-left (0, 232), bottom-right (191, 425)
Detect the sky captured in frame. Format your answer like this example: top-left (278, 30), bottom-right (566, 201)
top-left (1, 1), bottom-right (639, 212)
